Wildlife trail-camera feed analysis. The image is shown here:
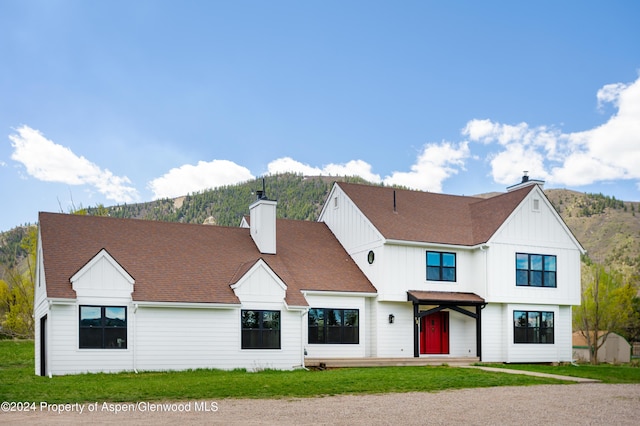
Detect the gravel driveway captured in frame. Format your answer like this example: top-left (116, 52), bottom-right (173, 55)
top-left (2, 383), bottom-right (639, 425)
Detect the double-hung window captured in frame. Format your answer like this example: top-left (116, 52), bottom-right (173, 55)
top-left (241, 310), bottom-right (281, 349)
top-left (308, 308), bottom-right (359, 344)
top-left (79, 306), bottom-right (127, 349)
top-left (426, 251), bottom-right (456, 282)
top-left (513, 311), bottom-right (554, 344)
top-left (516, 253), bottom-right (556, 287)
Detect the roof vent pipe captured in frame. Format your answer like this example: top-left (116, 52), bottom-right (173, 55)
top-left (256, 178), bottom-right (268, 200)
top-left (522, 171), bottom-right (529, 183)
top-left (393, 190), bottom-right (397, 212)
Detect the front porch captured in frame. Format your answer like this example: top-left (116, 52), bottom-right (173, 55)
top-left (304, 356), bottom-right (480, 368)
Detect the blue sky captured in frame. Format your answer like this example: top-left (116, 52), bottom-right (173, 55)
top-left (2, 1), bottom-right (640, 232)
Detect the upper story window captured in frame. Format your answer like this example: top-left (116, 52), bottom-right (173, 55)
top-left (241, 310), bottom-right (281, 349)
top-left (79, 306), bottom-right (127, 349)
top-left (516, 253), bottom-right (556, 287)
top-left (308, 308), bottom-right (359, 344)
top-left (426, 251), bottom-right (456, 282)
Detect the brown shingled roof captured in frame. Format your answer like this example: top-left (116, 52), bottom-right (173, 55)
top-left (337, 182), bottom-right (534, 246)
top-left (39, 213), bottom-right (376, 306)
top-left (407, 290), bottom-right (485, 305)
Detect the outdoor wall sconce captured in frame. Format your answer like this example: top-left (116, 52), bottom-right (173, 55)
top-left (388, 314), bottom-right (395, 324)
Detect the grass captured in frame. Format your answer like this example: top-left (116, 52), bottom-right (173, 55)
top-left (1, 340), bottom-right (638, 403)
top-left (0, 340), bottom-right (560, 403)
top-left (481, 362), bottom-right (640, 383)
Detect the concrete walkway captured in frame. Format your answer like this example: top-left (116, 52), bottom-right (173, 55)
top-left (462, 365), bottom-right (600, 382)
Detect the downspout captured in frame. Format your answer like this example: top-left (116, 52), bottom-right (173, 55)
top-left (301, 309), bottom-right (308, 369)
top-left (480, 244), bottom-right (489, 362)
top-left (47, 300), bottom-right (53, 378)
top-left (285, 304), bottom-right (309, 370)
top-left (133, 303), bottom-right (138, 374)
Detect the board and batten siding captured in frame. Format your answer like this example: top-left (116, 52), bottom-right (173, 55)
top-left (486, 188), bottom-right (582, 306)
top-left (378, 244), bottom-right (481, 302)
top-left (319, 186), bottom-right (383, 260)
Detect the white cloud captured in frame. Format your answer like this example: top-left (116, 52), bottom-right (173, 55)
top-left (597, 82), bottom-right (627, 110)
top-left (463, 74), bottom-right (640, 188)
top-left (267, 157), bottom-right (382, 183)
top-left (9, 126), bottom-right (139, 202)
top-left (148, 160), bottom-right (254, 199)
top-left (267, 143), bottom-right (471, 194)
top-left (384, 141), bottom-right (470, 192)
top-left (487, 144), bottom-right (549, 185)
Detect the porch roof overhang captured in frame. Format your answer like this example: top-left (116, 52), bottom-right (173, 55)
top-left (407, 290), bottom-right (485, 306)
top-left (408, 290), bottom-right (486, 360)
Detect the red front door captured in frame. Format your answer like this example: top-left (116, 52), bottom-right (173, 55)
top-left (420, 312), bottom-right (449, 354)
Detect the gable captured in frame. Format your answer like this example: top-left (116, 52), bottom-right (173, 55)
top-left (489, 186), bottom-right (584, 251)
top-left (230, 259), bottom-right (287, 303)
top-left (71, 249), bottom-right (134, 299)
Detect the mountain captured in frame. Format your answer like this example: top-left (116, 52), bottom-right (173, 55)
top-left (545, 189), bottom-right (640, 274)
top-left (1, 174), bottom-right (639, 280)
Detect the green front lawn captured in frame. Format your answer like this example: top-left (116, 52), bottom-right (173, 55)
top-left (481, 362), bottom-right (640, 383)
top-left (1, 340), bottom-right (637, 403)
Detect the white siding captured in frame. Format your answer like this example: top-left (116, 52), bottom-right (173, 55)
top-left (481, 304), bottom-right (506, 362)
top-left (374, 302), bottom-right (414, 357)
top-left (71, 250), bottom-right (134, 300)
top-left (231, 261), bottom-right (286, 304)
top-left (366, 297), bottom-right (377, 357)
top-left (303, 294), bottom-right (368, 358)
top-left (448, 310), bottom-right (477, 357)
top-left (46, 303), bottom-right (135, 375)
top-left (34, 230), bottom-right (47, 375)
top-left (249, 199), bottom-right (277, 254)
top-left (135, 306), bottom-right (303, 371)
top-left (44, 303), bottom-right (303, 375)
top-left (43, 253), bottom-right (305, 375)
top-left (557, 306), bottom-right (574, 361)
top-left (485, 244), bottom-right (580, 305)
top-left (481, 303), bottom-right (573, 363)
top-left (505, 304), bottom-right (572, 363)
top-left (319, 186), bottom-right (384, 277)
top-left (379, 245), bottom-right (481, 301)
top-left (487, 188), bottom-right (581, 305)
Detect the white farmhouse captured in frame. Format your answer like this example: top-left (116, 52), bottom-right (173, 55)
top-left (34, 176), bottom-right (583, 375)
top-left (319, 177), bottom-right (584, 363)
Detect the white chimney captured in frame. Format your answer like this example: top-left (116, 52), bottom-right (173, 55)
top-left (249, 190), bottom-right (277, 254)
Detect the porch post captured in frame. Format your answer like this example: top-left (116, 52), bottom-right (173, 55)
top-left (476, 304), bottom-right (482, 360)
top-left (413, 302), bottom-right (419, 357)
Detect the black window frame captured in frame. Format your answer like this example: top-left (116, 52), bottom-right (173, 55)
top-left (513, 310), bottom-right (554, 344)
top-left (79, 305), bottom-right (127, 349)
top-left (426, 251), bottom-right (456, 282)
top-left (516, 253), bottom-right (557, 287)
top-left (308, 308), bottom-right (359, 344)
top-left (241, 310), bottom-right (281, 350)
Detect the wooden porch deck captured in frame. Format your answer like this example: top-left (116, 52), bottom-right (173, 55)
top-left (304, 356), bottom-right (480, 368)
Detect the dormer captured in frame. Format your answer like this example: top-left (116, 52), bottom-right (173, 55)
top-left (249, 188), bottom-right (277, 254)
